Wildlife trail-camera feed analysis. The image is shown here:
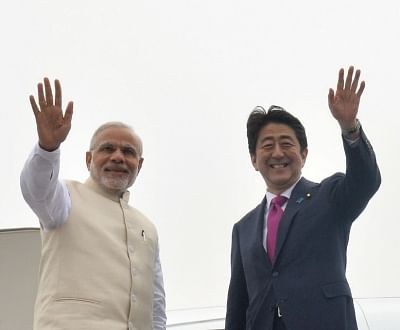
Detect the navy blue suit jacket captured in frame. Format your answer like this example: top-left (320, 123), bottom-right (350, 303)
top-left (226, 129), bottom-right (381, 330)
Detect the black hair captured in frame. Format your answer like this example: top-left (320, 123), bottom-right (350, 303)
top-left (247, 105), bottom-right (307, 155)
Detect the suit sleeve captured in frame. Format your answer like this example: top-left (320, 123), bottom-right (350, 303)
top-left (225, 224), bottom-right (249, 330)
top-left (333, 127), bottom-right (381, 222)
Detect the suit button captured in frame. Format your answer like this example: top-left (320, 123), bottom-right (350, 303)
top-left (272, 271), bottom-right (279, 277)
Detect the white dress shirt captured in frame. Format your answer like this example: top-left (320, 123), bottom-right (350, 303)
top-left (262, 180), bottom-right (298, 252)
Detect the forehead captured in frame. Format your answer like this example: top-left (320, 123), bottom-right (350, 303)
top-left (94, 127), bottom-right (140, 148)
top-left (258, 123), bottom-right (298, 142)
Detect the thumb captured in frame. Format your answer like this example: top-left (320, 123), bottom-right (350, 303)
top-left (328, 88), bottom-right (335, 110)
top-left (64, 101), bottom-right (74, 125)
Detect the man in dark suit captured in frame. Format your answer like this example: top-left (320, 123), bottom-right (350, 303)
top-left (225, 66), bottom-right (381, 330)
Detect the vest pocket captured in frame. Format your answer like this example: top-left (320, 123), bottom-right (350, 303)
top-left (54, 297), bottom-right (101, 305)
top-left (43, 297), bottom-right (106, 329)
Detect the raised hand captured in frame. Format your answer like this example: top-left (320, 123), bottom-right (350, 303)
top-left (328, 66), bottom-right (365, 130)
top-left (29, 78), bottom-right (74, 151)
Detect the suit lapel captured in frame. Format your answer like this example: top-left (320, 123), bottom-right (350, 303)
top-left (273, 178), bottom-right (316, 263)
top-left (253, 197), bottom-right (273, 268)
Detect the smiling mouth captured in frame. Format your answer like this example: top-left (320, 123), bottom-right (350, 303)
top-left (105, 168), bottom-right (129, 173)
top-left (270, 163), bottom-right (288, 169)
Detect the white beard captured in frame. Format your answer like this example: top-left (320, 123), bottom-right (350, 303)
top-left (98, 175), bottom-right (130, 192)
top-left (90, 164), bottom-right (132, 194)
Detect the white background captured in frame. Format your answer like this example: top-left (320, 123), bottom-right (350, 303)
top-left (1, 0), bottom-right (399, 310)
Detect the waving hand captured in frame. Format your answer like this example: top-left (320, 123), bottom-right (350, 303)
top-left (328, 66), bottom-right (365, 131)
top-left (29, 78), bottom-right (73, 151)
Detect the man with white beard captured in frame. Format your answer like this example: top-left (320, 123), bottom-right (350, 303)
top-left (20, 78), bottom-right (166, 330)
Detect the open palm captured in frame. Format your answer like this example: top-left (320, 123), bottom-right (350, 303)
top-left (328, 66), bottom-right (365, 129)
top-left (29, 78), bottom-right (73, 151)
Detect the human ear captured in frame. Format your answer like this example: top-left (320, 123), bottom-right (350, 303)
top-left (85, 151), bottom-right (92, 171)
top-left (301, 148), bottom-right (308, 167)
top-left (251, 154), bottom-right (259, 171)
top-left (137, 157), bottom-right (144, 174)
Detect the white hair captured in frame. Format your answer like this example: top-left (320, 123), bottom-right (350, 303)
top-left (89, 121), bottom-right (143, 155)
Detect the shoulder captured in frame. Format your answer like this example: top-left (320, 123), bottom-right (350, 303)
top-left (288, 176), bottom-right (345, 205)
top-left (64, 179), bottom-right (89, 197)
top-left (307, 174), bottom-right (344, 189)
top-left (64, 179), bottom-right (83, 189)
top-left (236, 198), bottom-right (265, 227)
top-left (297, 175), bottom-right (345, 189)
top-left (299, 174), bottom-right (345, 198)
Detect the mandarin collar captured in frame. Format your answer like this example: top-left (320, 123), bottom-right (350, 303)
top-left (84, 177), bottom-right (130, 203)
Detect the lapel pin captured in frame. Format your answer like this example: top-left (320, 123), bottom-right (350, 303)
top-left (296, 197), bottom-right (304, 204)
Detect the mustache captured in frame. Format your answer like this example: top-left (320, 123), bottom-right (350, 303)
top-left (104, 164), bottom-right (130, 173)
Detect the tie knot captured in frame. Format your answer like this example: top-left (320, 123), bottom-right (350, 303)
top-left (271, 195), bottom-right (287, 207)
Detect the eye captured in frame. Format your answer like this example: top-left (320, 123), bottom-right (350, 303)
top-left (121, 146), bottom-right (137, 156)
top-left (262, 143), bottom-right (273, 150)
top-left (281, 141), bottom-right (294, 148)
top-left (98, 144), bottom-right (116, 153)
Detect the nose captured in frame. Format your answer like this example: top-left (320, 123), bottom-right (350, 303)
top-left (271, 145), bottom-right (284, 158)
top-left (110, 148), bottom-right (124, 163)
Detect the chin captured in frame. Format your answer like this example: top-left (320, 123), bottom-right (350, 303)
top-left (267, 178), bottom-right (294, 190)
top-left (101, 178), bottom-right (130, 192)
top-left (267, 175), bottom-right (291, 185)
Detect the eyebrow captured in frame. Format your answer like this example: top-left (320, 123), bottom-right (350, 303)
top-left (97, 142), bottom-right (137, 150)
top-left (259, 134), bottom-right (295, 142)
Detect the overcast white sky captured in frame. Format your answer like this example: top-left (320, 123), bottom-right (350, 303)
top-left (1, 0), bottom-right (399, 310)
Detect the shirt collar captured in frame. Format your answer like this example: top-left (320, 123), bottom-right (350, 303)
top-left (265, 176), bottom-right (302, 208)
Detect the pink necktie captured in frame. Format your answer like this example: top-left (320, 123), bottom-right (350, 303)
top-left (267, 195), bottom-right (287, 260)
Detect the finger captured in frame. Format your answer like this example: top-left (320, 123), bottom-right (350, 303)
top-left (356, 81), bottom-right (365, 98)
top-left (344, 66), bottom-right (354, 90)
top-left (350, 69), bottom-right (361, 93)
top-left (64, 101), bottom-right (74, 124)
top-left (37, 83), bottom-right (46, 109)
top-left (29, 95), bottom-right (40, 116)
top-left (337, 68), bottom-right (344, 91)
top-left (44, 77), bottom-right (54, 106)
top-left (55, 79), bottom-right (62, 108)
top-left (328, 88), bottom-right (335, 106)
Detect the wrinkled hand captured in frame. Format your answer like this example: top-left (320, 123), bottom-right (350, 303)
top-left (29, 78), bottom-right (73, 151)
top-left (328, 66), bottom-right (365, 130)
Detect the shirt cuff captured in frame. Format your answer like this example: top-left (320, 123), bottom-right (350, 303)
top-left (34, 143), bottom-right (61, 162)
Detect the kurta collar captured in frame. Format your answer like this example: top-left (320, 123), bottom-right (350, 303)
top-left (84, 177), bottom-right (130, 203)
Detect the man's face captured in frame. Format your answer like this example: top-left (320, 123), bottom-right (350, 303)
top-left (86, 127), bottom-right (144, 196)
top-left (251, 123), bottom-right (308, 194)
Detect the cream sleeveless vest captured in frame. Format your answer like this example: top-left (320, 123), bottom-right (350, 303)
top-left (33, 178), bottom-right (158, 330)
